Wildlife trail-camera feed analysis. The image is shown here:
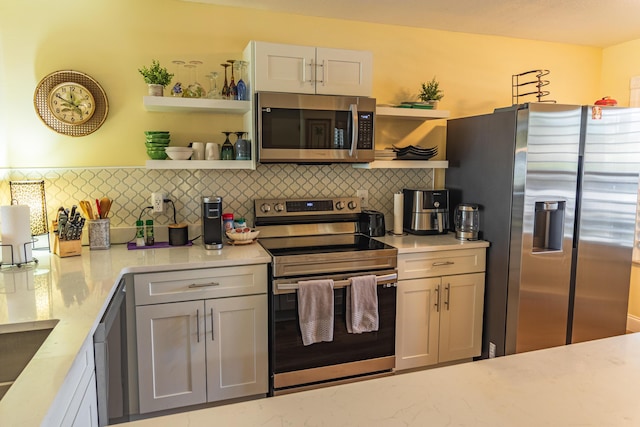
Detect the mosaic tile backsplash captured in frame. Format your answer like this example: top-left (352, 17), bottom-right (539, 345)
top-left (0, 164), bottom-right (433, 234)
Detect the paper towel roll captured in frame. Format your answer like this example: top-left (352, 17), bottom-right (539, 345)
top-left (1, 205), bottom-right (33, 264)
top-left (393, 193), bottom-right (404, 235)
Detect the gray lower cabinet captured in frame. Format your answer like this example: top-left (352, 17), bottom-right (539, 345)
top-left (395, 249), bottom-right (486, 371)
top-left (134, 265), bottom-right (268, 414)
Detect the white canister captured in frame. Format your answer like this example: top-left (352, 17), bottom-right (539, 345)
top-left (191, 142), bottom-right (205, 160)
top-left (205, 142), bottom-right (220, 160)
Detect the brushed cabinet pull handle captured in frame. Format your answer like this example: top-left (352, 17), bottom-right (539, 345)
top-left (188, 282), bottom-right (220, 288)
top-left (434, 285), bottom-right (440, 312)
top-left (196, 309), bottom-right (200, 343)
top-left (210, 307), bottom-right (214, 341)
top-left (445, 283), bottom-right (451, 310)
top-left (432, 261), bottom-right (455, 266)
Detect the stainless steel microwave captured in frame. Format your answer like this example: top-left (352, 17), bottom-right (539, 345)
top-left (256, 92), bottom-right (376, 163)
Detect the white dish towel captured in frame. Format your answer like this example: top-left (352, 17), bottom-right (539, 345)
top-left (346, 275), bottom-right (379, 334)
top-left (297, 279), bottom-right (335, 346)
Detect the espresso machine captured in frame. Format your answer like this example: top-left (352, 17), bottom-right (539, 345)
top-left (202, 196), bottom-right (224, 249)
top-left (403, 189), bottom-right (449, 235)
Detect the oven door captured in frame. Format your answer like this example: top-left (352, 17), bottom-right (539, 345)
top-left (257, 92), bottom-right (375, 163)
top-left (270, 269), bottom-right (396, 394)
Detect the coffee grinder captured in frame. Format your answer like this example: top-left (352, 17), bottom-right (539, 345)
top-left (202, 196), bottom-right (224, 249)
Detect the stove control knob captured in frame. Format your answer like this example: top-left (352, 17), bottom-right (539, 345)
top-left (348, 201), bottom-right (357, 210)
top-left (260, 203), bottom-right (271, 213)
top-left (335, 201), bottom-right (345, 210)
top-left (274, 203), bottom-right (285, 212)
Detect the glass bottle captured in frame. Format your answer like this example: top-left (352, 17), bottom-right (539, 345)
top-left (135, 220), bottom-right (145, 247)
top-left (145, 219), bottom-right (155, 246)
top-left (221, 132), bottom-right (235, 160)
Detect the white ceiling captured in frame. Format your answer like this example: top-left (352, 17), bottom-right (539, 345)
top-left (182, 0), bottom-right (640, 48)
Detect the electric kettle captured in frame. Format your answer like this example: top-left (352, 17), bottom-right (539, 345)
top-left (454, 203), bottom-right (479, 240)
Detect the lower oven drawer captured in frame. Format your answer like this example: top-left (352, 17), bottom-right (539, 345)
top-left (271, 280), bottom-right (396, 391)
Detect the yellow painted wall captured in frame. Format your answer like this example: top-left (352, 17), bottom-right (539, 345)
top-left (0, 0), bottom-right (603, 168)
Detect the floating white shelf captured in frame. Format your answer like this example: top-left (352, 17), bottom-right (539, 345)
top-left (146, 159), bottom-right (255, 170)
top-left (376, 106), bottom-right (450, 120)
top-left (143, 96), bottom-right (250, 114)
top-left (352, 160), bottom-right (448, 169)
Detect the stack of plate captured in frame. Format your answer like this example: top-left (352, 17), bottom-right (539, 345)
top-left (391, 144), bottom-right (438, 160)
top-left (145, 131), bottom-right (170, 160)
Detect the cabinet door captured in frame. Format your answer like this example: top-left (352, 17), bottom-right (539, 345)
top-left (395, 277), bottom-right (441, 370)
top-left (136, 300), bottom-right (206, 413)
top-left (69, 372), bottom-right (98, 427)
top-left (253, 41), bottom-right (316, 94)
top-left (205, 294), bottom-right (268, 402)
top-left (438, 273), bottom-right (485, 363)
top-left (316, 47), bottom-right (373, 96)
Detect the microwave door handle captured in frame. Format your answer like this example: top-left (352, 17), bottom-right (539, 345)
top-left (349, 103), bottom-right (358, 157)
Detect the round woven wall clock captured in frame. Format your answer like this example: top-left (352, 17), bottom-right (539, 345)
top-left (34, 70), bottom-right (109, 137)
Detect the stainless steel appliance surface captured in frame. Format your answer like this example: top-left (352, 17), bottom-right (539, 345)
top-left (358, 210), bottom-right (386, 237)
top-left (254, 196), bottom-right (398, 395)
top-left (256, 92), bottom-right (376, 163)
top-left (202, 196), bottom-right (223, 249)
top-left (446, 103), bottom-right (640, 358)
top-left (403, 188), bottom-right (450, 235)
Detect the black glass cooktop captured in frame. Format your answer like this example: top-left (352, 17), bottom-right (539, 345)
top-left (258, 234), bottom-right (393, 257)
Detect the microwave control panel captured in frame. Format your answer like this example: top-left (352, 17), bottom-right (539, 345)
top-left (357, 112), bottom-right (374, 149)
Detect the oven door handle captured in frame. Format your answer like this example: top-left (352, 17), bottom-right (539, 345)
top-left (277, 273), bottom-right (397, 291)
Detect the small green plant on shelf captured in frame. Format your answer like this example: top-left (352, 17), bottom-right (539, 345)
top-left (138, 60), bottom-right (174, 87)
top-left (418, 77), bottom-right (444, 102)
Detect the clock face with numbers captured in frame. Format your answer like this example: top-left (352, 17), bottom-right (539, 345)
top-left (47, 82), bottom-right (96, 125)
top-left (34, 70), bottom-right (109, 137)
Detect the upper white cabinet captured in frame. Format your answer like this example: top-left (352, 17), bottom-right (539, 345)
top-left (249, 41), bottom-right (373, 96)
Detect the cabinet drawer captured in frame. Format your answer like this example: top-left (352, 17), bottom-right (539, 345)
top-left (134, 264), bottom-right (268, 305)
top-left (398, 249), bottom-right (486, 280)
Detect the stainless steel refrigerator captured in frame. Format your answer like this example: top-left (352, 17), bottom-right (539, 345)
top-left (446, 103), bottom-right (640, 358)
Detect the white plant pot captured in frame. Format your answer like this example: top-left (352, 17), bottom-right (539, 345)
top-left (148, 84), bottom-right (164, 96)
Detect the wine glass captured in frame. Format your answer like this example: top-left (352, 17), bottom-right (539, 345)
top-left (187, 60), bottom-right (205, 98)
top-left (235, 60), bottom-right (247, 101)
top-left (220, 131), bottom-right (234, 160)
top-left (171, 60), bottom-right (185, 97)
top-left (227, 60), bottom-right (237, 100)
top-left (221, 64), bottom-right (230, 99)
top-left (207, 71), bottom-right (220, 99)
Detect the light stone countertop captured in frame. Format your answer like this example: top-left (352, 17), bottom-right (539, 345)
top-left (121, 332), bottom-right (640, 427)
top-left (375, 232), bottom-right (490, 253)
top-left (0, 242), bottom-right (271, 427)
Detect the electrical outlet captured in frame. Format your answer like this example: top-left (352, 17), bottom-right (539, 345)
top-left (357, 189), bottom-right (368, 208)
top-left (489, 342), bottom-right (496, 358)
top-left (151, 192), bottom-right (164, 213)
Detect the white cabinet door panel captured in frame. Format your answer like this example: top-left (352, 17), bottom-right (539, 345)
top-left (205, 294), bottom-right (268, 401)
top-left (253, 41), bottom-right (315, 94)
top-left (136, 300), bottom-right (206, 413)
top-left (438, 273), bottom-right (485, 363)
top-left (316, 47), bottom-right (372, 96)
top-left (395, 277), bottom-right (440, 370)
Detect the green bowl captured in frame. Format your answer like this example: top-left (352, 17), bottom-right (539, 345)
top-left (147, 149), bottom-right (168, 160)
top-left (145, 141), bottom-right (170, 147)
top-left (144, 131), bottom-right (170, 136)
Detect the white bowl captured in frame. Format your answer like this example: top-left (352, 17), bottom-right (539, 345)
top-left (165, 147), bottom-right (193, 160)
top-left (226, 229), bottom-right (260, 241)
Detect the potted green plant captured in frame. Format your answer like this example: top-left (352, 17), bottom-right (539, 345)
top-left (138, 60), bottom-right (174, 96)
top-left (418, 77), bottom-right (444, 108)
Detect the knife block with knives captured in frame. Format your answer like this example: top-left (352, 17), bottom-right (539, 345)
top-left (50, 205), bottom-right (84, 257)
